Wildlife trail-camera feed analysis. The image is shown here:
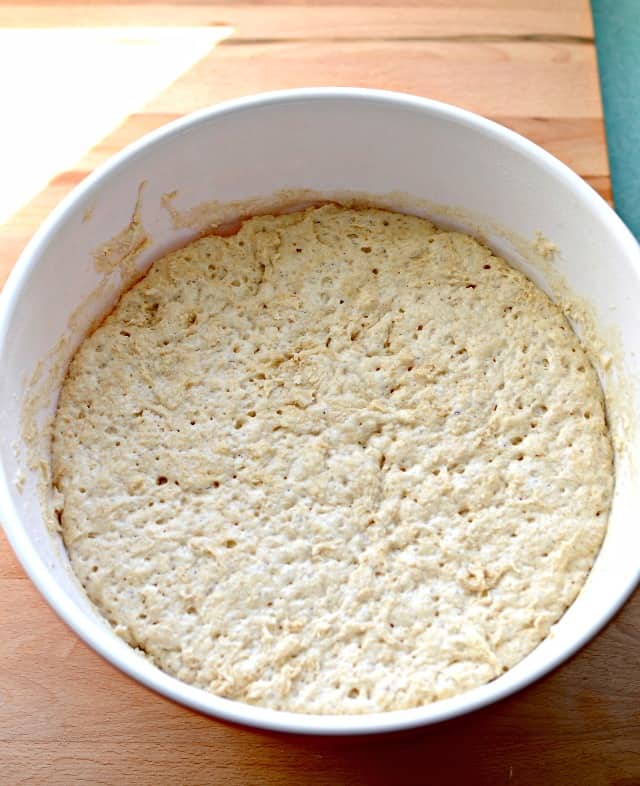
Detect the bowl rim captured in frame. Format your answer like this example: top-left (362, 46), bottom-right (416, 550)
top-left (1, 87), bottom-right (639, 736)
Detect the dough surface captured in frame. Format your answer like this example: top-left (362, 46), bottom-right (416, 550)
top-left (52, 206), bottom-right (613, 713)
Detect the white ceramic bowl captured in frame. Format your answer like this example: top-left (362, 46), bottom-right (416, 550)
top-left (1, 89), bottom-right (639, 735)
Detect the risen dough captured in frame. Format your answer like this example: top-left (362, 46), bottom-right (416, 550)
top-left (52, 206), bottom-right (613, 713)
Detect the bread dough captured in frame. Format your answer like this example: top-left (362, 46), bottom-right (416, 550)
top-left (52, 206), bottom-right (613, 713)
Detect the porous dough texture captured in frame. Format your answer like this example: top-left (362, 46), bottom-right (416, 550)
top-left (52, 206), bottom-right (614, 713)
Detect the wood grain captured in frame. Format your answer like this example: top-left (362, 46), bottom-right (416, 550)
top-left (0, 4), bottom-right (594, 38)
top-left (140, 40), bottom-right (601, 118)
top-left (1, 1), bottom-right (637, 784)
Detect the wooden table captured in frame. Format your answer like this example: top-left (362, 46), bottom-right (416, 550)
top-left (1, 2), bottom-right (638, 783)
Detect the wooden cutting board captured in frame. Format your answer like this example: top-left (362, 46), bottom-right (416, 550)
top-left (1, 2), bottom-right (638, 784)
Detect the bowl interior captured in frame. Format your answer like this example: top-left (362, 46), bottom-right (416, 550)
top-left (1, 90), bottom-right (639, 734)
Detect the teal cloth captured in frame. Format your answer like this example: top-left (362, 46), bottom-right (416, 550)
top-left (591, 0), bottom-right (640, 240)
